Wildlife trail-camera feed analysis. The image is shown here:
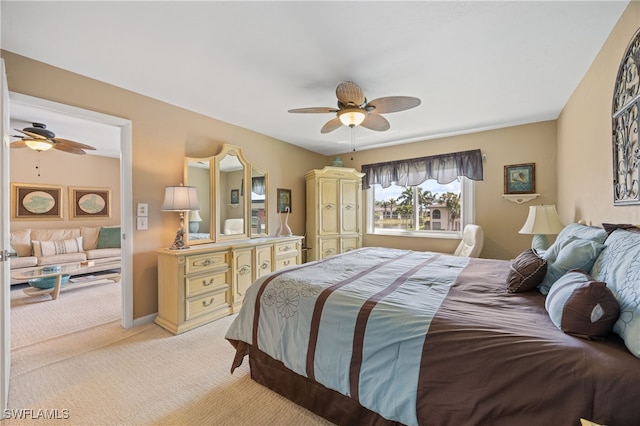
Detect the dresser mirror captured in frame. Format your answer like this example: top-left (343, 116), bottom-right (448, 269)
top-left (250, 165), bottom-right (269, 237)
top-left (184, 156), bottom-right (214, 243)
top-left (184, 144), bottom-right (269, 243)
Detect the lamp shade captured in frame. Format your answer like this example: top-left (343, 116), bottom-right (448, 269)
top-left (519, 205), bottom-right (564, 235)
top-left (24, 139), bottom-right (54, 151)
top-left (161, 185), bottom-right (200, 212)
top-left (190, 210), bottom-right (203, 222)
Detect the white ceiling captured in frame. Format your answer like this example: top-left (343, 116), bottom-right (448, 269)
top-left (0, 1), bottom-right (629, 157)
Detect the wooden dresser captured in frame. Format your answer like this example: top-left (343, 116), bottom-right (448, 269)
top-left (155, 235), bottom-right (302, 334)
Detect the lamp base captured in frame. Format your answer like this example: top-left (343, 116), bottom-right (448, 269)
top-left (169, 227), bottom-right (190, 250)
top-left (531, 234), bottom-right (550, 252)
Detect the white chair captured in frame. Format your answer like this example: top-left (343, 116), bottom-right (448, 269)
top-left (453, 224), bottom-right (484, 258)
top-left (223, 218), bottom-right (244, 235)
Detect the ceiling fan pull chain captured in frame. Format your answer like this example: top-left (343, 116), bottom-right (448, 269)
top-left (350, 126), bottom-right (356, 160)
top-left (35, 152), bottom-right (41, 177)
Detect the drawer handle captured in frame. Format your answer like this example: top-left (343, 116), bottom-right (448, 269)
top-left (279, 246), bottom-right (291, 252)
top-left (202, 277), bottom-right (215, 286)
top-left (324, 249), bottom-right (336, 256)
top-left (344, 204), bottom-right (354, 210)
top-left (261, 261), bottom-right (270, 269)
top-left (197, 258), bottom-right (214, 267)
top-left (324, 203), bottom-right (336, 210)
top-left (202, 297), bottom-right (215, 307)
top-left (239, 265), bottom-right (251, 275)
top-left (284, 259), bottom-right (291, 266)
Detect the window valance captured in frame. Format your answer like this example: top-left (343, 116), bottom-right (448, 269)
top-left (361, 149), bottom-right (484, 189)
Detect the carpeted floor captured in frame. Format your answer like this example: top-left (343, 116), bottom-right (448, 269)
top-left (7, 280), bottom-right (333, 425)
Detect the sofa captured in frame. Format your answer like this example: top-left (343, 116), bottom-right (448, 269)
top-left (9, 226), bottom-right (121, 285)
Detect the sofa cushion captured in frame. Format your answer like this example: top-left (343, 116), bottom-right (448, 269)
top-left (85, 248), bottom-right (121, 260)
top-left (31, 228), bottom-right (80, 242)
top-left (32, 237), bottom-right (84, 257)
top-left (97, 227), bottom-right (121, 248)
top-left (37, 253), bottom-right (87, 266)
top-left (9, 256), bottom-right (38, 269)
top-left (9, 229), bottom-right (32, 257)
top-left (80, 226), bottom-right (102, 251)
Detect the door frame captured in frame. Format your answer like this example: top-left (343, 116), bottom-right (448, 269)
top-left (8, 92), bottom-right (133, 328)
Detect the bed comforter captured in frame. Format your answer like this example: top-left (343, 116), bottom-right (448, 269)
top-left (226, 247), bottom-right (640, 425)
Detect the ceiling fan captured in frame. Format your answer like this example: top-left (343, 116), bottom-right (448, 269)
top-left (288, 81), bottom-right (421, 133)
top-left (11, 122), bottom-right (96, 155)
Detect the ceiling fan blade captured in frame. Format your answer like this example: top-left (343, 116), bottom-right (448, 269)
top-left (52, 144), bottom-right (86, 155)
top-left (10, 140), bottom-right (27, 148)
top-left (336, 81), bottom-right (366, 107)
top-left (361, 113), bottom-right (390, 132)
top-left (288, 107), bottom-right (339, 114)
top-left (53, 138), bottom-right (96, 150)
top-left (320, 118), bottom-right (343, 134)
top-left (14, 128), bottom-right (47, 140)
top-left (366, 96), bottom-right (421, 114)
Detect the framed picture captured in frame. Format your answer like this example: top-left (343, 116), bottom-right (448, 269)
top-left (277, 188), bottom-right (292, 213)
top-left (230, 189), bottom-right (240, 204)
top-left (504, 163), bottom-right (536, 194)
top-left (69, 187), bottom-right (112, 219)
top-left (11, 183), bottom-right (63, 220)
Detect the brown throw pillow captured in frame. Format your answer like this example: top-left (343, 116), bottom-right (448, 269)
top-left (506, 249), bottom-right (547, 293)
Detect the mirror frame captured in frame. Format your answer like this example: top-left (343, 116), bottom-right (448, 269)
top-left (250, 165), bottom-right (269, 237)
top-left (214, 144), bottom-right (250, 242)
top-left (184, 156), bottom-right (214, 245)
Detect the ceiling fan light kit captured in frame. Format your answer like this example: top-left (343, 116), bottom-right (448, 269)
top-left (338, 108), bottom-right (366, 127)
top-left (289, 81), bottom-right (421, 134)
top-left (11, 122), bottom-right (96, 155)
top-left (24, 139), bottom-right (54, 152)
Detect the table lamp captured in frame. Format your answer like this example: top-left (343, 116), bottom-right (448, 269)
top-left (162, 184), bottom-right (200, 250)
top-left (518, 204), bottom-right (564, 251)
top-left (189, 210), bottom-right (203, 233)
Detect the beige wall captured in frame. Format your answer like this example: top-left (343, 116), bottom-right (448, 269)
top-left (557, 1), bottom-right (640, 226)
top-left (10, 148), bottom-right (120, 231)
top-left (2, 50), bottom-right (327, 319)
top-left (337, 121), bottom-right (558, 260)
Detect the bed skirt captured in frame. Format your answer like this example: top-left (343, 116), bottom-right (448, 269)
top-left (248, 344), bottom-right (399, 426)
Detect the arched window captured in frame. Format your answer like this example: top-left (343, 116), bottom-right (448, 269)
top-left (432, 209), bottom-right (441, 219)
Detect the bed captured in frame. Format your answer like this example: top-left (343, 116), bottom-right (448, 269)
top-left (225, 224), bottom-right (640, 425)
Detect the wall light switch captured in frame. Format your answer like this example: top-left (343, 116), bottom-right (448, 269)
top-left (137, 216), bottom-right (148, 231)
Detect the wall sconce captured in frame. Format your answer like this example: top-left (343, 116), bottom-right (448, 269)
top-left (518, 204), bottom-right (564, 251)
top-left (161, 184), bottom-right (200, 250)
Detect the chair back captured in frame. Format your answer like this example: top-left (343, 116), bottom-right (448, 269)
top-left (454, 224), bottom-right (484, 257)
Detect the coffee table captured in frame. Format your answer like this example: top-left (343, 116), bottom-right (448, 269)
top-left (11, 262), bottom-right (121, 300)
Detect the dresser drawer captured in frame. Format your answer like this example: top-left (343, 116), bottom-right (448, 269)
top-left (275, 241), bottom-right (298, 256)
top-left (275, 255), bottom-right (297, 270)
top-left (185, 289), bottom-right (229, 321)
top-left (185, 271), bottom-right (228, 298)
top-left (185, 252), bottom-right (228, 274)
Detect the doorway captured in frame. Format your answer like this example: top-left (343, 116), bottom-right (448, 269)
top-left (6, 93), bottom-right (132, 329)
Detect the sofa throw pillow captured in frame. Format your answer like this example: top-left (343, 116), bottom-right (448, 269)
top-left (97, 227), bottom-right (121, 249)
top-left (538, 238), bottom-right (605, 295)
top-left (32, 236), bottom-right (83, 257)
top-left (545, 269), bottom-right (619, 340)
top-left (506, 249), bottom-right (547, 293)
top-left (590, 228), bottom-right (640, 358)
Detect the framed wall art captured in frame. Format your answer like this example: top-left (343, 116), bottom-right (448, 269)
top-left (504, 163), bottom-right (536, 194)
top-left (277, 188), bottom-right (292, 213)
top-left (230, 189), bottom-right (240, 204)
top-left (69, 187), bottom-right (112, 219)
top-left (11, 183), bottom-right (63, 220)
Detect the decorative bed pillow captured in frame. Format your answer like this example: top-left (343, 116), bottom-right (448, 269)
top-left (32, 237), bottom-right (83, 257)
top-left (602, 223), bottom-right (640, 236)
top-left (544, 223), bottom-right (608, 263)
top-left (97, 227), bottom-right (121, 249)
top-left (506, 249), bottom-right (547, 293)
top-left (538, 238), bottom-right (605, 295)
top-left (590, 229), bottom-right (640, 358)
top-left (545, 270), bottom-right (619, 340)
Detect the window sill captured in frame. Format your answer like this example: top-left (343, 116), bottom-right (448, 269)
top-left (366, 230), bottom-right (461, 240)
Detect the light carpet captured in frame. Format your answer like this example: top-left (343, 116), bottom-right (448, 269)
top-left (7, 282), bottom-right (333, 425)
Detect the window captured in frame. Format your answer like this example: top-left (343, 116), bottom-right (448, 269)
top-left (362, 149), bottom-right (482, 238)
top-left (366, 177), bottom-right (475, 238)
